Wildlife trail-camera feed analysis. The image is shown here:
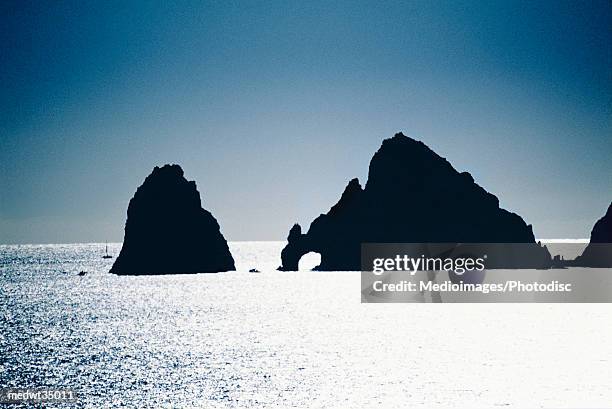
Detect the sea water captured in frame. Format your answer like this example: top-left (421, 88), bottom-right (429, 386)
top-left (1, 242), bottom-right (611, 408)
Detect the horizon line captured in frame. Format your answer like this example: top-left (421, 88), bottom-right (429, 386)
top-left (0, 239), bottom-right (592, 246)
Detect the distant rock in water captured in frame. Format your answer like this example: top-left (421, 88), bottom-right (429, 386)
top-left (279, 133), bottom-right (551, 271)
top-left (110, 164), bottom-right (235, 275)
top-left (574, 202), bottom-right (612, 267)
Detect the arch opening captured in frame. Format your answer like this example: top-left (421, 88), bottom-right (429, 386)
top-left (298, 251), bottom-right (321, 271)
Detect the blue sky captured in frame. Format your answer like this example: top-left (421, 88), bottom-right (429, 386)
top-left (1, 0), bottom-right (611, 243)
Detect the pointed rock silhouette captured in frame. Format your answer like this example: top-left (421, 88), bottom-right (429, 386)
top-left (574, 202), bottom-right (612, 267)
top-left (110, 164), bottom-right (235, 275)
top-left (279, 132), bottom-right (551, 271)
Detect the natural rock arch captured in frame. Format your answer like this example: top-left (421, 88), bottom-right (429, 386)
top-left (279, 132), bottom-right (551, 271)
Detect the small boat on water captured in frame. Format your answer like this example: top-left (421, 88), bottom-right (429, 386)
top-left (102, 242), bottom-right (113, 259)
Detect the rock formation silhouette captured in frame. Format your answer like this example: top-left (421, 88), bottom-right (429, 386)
top-left (279, 132), bottom-right (551, 271)
top-left (110, 164), bottom-right (235, 275)
top-left (574, 202), bottom-right (612, 267)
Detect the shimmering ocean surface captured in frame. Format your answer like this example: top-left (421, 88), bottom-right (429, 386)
top-left (1, 242), bottom-right (611, 408)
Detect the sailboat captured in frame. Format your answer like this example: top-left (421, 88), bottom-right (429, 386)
top-left (102, 242), bottom-right (113, 259)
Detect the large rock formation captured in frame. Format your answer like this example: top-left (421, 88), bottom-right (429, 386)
top-left (279, 132), bottom-right (551, 271)
top-left (110, 164), bottom-right (235, 275)
top-left (574, 202), bottom-right (612, 267)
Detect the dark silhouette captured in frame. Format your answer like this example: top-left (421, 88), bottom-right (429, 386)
top-left (574, 202), bottom-right (612, 267)
top-left (279, 133), bottom-right (551, 271)
top-left (110, 164), bottom-right (235, 275)
top-left (102, 242), bottom-right (113, 259)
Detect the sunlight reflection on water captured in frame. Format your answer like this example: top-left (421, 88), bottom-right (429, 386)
top-left (1, 242), bottom-right (611, 408)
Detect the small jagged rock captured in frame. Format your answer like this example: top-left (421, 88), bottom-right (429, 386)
top-left (574, 202), bottom-right (612, 267)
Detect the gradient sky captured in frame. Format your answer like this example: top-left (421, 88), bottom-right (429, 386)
top-left (1, 1), bottom-right (611, 244)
